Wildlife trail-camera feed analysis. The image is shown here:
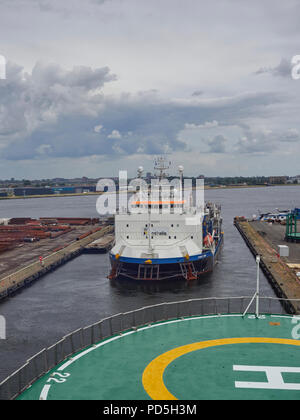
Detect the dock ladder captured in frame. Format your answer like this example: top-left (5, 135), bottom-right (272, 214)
top-left (138, 264), bottom-right (160, 280)
top-left (180, 262), bottom-right (197, 281)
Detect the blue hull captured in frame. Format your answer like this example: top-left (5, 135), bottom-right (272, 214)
top-left (109, 233), bottom-right (223, 281)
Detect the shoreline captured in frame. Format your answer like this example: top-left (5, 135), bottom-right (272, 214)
top-left (0, 183), bottom-right (299, 200)
top-left (0, 192), bottom-right (101, 200)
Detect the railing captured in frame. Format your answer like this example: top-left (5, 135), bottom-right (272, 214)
top-left (0, 295), bottom-right (300, 400)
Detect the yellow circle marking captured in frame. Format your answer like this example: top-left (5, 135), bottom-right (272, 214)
top-left (142, 337), bottom-right (300, 400)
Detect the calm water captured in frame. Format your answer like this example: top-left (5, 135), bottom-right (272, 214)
top-left (0, 186), bottom-right (299, 380)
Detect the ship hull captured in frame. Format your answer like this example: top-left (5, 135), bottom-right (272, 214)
top-left (109, 233), bottom-right (223, 282)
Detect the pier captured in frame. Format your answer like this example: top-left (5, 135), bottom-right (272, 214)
top-left (83, 234), bottom-right (114, 253)
top-left (234, 217), bottom-right (300, 313)
top-left (0, 224), bottom-right (113, 301)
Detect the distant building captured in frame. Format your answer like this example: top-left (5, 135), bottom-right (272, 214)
top-left (52, 187), bottom-right (75, 194)
top-left (13, 187), bottom-right (54, 196)
top-left (268, 176), bottom-right (288, 184)
top-left (287, 175), bottom-right (300, 184)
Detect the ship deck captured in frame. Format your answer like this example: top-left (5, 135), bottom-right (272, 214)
top-left (17, 313), bottom-right (300, 400)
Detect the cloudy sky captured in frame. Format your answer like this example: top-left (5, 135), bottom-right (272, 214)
top-left (0, 0), bottom-right (300, 179)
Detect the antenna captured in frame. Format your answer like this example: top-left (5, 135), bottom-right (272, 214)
top-left (178, 165), bottom-right (184, 206)
top-left (178, 165), bottom-right (184, 186)
top-left (137, 166), bottom-right (143, 178)
top-left (154, 156), bottom-right (170, 181)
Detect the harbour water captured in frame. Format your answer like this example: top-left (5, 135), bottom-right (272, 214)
top-left (0, 185), bottom-right (299, 381)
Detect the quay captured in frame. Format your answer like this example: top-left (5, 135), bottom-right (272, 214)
top-left (83, 234), bottom-right (114, 253)
top-left (0, 224), bottom-right (113, 301)
top-left (234, 217), bottom-right (300, 314)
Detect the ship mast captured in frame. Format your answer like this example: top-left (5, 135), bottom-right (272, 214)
top-left (154, 156), bottom-right (170, 181)
top-left (137, 165), bottom-right (152, 254)
top-left (148, 193), bottom-right (152, 254)
top-left (146, 157), bottom-right (171, 254)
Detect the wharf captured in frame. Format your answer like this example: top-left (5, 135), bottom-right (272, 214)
top-left (83, 234), bottom-right (114, 253)
top-left (0, 225), bottom-right (113, 300)
top-left (234, 218), bottom-right (300, 313)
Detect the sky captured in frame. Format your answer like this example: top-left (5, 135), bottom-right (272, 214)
top-left (0, 0), bottom-right (300, 179)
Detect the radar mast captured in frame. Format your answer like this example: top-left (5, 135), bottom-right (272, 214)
top-left (154, 156), bottom-right (170, 181)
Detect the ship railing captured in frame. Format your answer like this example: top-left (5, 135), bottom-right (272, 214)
top-left (1, 295), bottom-right (300, 400)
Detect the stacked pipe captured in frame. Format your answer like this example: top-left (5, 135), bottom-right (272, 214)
top-left (76, 226), bottom-right (102, 240)
top-left (0, 217), bottom-right (101, 254)
top-left (40, 217), bottom-right (99, 225)
top-left (0, 220), bottom-right (73, 254)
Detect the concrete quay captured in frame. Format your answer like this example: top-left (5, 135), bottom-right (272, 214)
top-left (0, 225), bottom-right (113, 300)
top-left (234, 217), bottom-right (300, 314)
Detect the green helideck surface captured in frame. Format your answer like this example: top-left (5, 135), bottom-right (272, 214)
top-left (18, 314), bottom-right (300, 400)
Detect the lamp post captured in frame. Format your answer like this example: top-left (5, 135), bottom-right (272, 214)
top-left (242, 254), bottom-right (261, 318)
top-left (256, 255), bottom-right (260, 318)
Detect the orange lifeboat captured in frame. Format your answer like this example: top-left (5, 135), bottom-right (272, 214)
top-left (204, 233), bottom-right (213, 247)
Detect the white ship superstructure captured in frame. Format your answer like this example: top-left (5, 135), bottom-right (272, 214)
top-left (109, 159), bottom-right (223, 281)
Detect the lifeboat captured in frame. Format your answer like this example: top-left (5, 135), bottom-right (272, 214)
top-left (204, 233), bottom-right (213, 247)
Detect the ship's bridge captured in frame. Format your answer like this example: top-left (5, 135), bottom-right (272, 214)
top-left (112, 201), bottom-right (205, 260)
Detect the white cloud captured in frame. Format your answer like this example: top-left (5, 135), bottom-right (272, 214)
top-left (94, 124), bottom-right (103, 133)
top-left (184, 121), bottom-right (219, 129)
top-left (107, 129), bottom-right (121, 139)
top-left (35, 144), bottom-right (52, 156)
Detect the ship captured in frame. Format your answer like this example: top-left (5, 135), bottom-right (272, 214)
top-left (1, 231), bottom-right (300, 400)
top-left (108, 158), bottom-right (223, 282)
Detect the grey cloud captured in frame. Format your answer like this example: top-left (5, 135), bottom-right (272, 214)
top-left (255, 58), bottom-right (292, 78)
top-left (0, 61), bottom-right (116, 142)
top-left (2, 0), bottom-right (109, 10)
top-left (30, 62), bottom-right (117, 90)
top-left (208, 135), bottom-right (227, 153)
top-left (192, 90), bottom-right (204, 97)
top-left (0, 61), bottom-right (289, 161)
top-left (280, 128), bottom-right (300, 143)
top-left (234, 127), bottom-right (300, 154)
